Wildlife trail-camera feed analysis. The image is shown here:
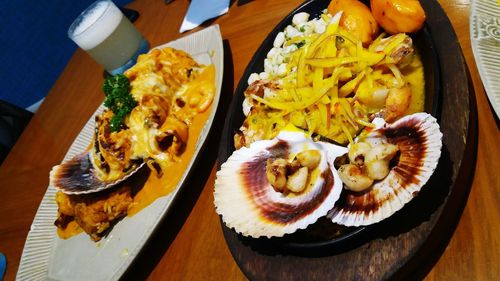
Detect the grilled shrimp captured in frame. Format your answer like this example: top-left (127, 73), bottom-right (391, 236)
top-left (383, 84), bottom-right (412, 122)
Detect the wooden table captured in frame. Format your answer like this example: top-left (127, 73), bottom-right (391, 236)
top-left (0, 0), bottom-right (498, 280)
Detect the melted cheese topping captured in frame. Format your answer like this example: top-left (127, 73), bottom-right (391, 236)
top-left (93, 48), bottom-right (215, 180)
top-left (56, 48), bottom-right (216, 240)
top-left (128, 104), bottom-right (212, 216)
top-left (127, 63), bottom-right (216, 214)
top-left (114, 48), bottom-right (216, 210)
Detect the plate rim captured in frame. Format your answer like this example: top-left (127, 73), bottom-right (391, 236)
top-left (470, 0), bottom-right (500, 118)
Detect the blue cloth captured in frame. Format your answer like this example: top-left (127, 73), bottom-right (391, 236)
top-left (0, 252), bottom-right (5, 280)
top-left (0, 0), bottom-right (132, 110)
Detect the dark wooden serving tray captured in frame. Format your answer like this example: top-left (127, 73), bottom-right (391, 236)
top-left (216, 0), bottom-right (478, 279)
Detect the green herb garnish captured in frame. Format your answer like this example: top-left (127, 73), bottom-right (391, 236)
top-left (102, 74), bottom-right (137, 132)
top-left (295, 41), bottom-right (306, 48)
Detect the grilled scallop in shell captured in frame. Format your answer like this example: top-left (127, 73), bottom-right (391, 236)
top-left (214, 131), bottom-right (346, 238)
top-left (49, 151), bottom-right (144, 195)
top-left (50, 111), bottom-right (144, 195)
top-left (328, 112), bottom-right (443, 226)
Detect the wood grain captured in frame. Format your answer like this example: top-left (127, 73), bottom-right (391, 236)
top-left (0, 0), bottom-right (497, 280)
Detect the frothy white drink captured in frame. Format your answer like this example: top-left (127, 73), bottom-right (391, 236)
top-left (70, 1), bottom-right (122, 50)
top-left (68, 0), bottom-right (148, 73)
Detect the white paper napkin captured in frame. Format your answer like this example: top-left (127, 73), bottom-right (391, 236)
top-left (179, 0), bottom-right (229, 33)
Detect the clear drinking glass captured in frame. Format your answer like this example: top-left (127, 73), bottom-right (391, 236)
top-left (68, 0), bottom-right (149, 75)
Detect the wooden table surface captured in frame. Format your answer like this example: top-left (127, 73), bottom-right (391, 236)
top-left (0, 0), bottom-right (498, 280)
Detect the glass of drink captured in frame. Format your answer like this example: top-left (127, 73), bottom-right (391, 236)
top-left (68, 0), bottom-right (149, 75)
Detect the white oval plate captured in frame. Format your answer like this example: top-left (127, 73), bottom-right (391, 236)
top-left (470, 0), bottom-right (500, 118)
top-left (16, 24), bottom-right (224, 281)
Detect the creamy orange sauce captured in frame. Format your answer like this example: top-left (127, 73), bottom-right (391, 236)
top-left (128, 65), bottom-right (215, 216)
top-left (57, 220), bottom-right (83, 238)
top-left (128, 105), bottom-right (212, 216)
top-left (56, 64), bottom-right (216, 239)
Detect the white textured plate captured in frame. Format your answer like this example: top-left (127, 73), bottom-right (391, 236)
top-left (16, 25), bottom-right (223, 281)
top-left (470, 0), bottom-right (500, 118)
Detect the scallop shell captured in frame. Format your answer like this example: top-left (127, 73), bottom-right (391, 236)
top-left (327, 112), bottom-right (443, 226)
top-left (49, 151), bottom-right (144, 195)
top-left (214, 131), bottom-right (346, 238)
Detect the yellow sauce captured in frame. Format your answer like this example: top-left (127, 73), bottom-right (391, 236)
top-left (56, 64), bottom-right (216, 239)
top-left (404, 53), bottom-right (425, 114)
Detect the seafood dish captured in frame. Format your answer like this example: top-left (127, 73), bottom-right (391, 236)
top-left (50, 47), bottom-right (216, 241)
top-left (16, 26), bottom-right (223, 281)
top-left (215, 130), bottom-right (347, 238)
top-left (214, 0), bottom-right (443, 239)
top-left (328, 113), bottom-right (442, 226)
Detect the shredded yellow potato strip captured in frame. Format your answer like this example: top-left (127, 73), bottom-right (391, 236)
top-left (242, 11), bottom-right (418, 145)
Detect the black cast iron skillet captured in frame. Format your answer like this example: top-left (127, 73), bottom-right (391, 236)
top-left (217, 0), bottom-right (441, 254)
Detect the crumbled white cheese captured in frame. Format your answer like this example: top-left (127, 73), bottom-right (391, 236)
top-left (285, 26), bottom-right (301, 39)
top-left (313, 19), bottom-right (327, 34)
top-left (242, 97), bottom-right (253, 116)
top-left (283, 44), bottom-right (298, 54)
top-left (273, 32), bottom-right (285, 48)
top-left (259, 72), bottom-right (270, 80)
top-left (267, 47), bottom-right (279, 59)
top-left (248, 73), bottom-right (260, 85)
top-left (247, 11), bottom-right (335, 86)
top-left (276, 63), bottom-right (287, 76)
top-left (292, 12), bottom-right (310, 25)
